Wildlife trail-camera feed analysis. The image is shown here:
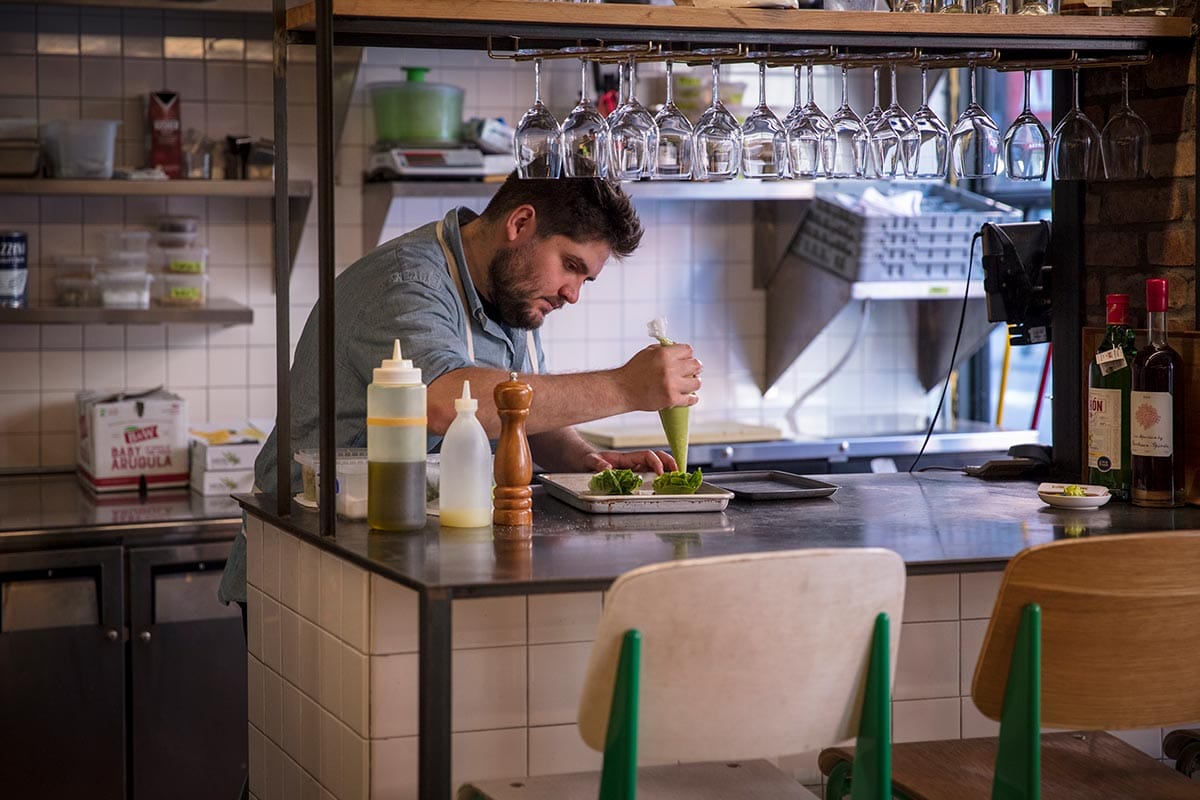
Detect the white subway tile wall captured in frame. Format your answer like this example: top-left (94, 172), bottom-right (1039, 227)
top-left (0, 7), bottom-right (933, 469)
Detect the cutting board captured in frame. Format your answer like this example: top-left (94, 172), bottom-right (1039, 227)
top-left (577, 419), bottom-right (783, 449)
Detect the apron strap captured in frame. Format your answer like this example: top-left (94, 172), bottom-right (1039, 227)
top-left (435, 219), bottom-right (540, 375)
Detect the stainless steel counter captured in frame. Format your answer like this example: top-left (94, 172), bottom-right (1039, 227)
top-left (0, 472), bottom-right (242, 551)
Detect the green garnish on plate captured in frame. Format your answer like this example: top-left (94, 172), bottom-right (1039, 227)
top-left (1061, 484), bottom-right (1086, 497)
top-left (588, 468), bottom-right (643, 495)
top-left (652, 468), bottom-right (704, 495)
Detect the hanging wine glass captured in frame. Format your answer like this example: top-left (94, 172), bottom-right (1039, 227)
top-left (875, 62), bottom-right (921, 178)
top-left (741, 60), bottom-right (788, 179)
top-left (1016, 0), bottom-right (1053, 13)
top-left (513, 57), bottom-right (561, 178)
top-left (1003, 68), bottom-right (1050, 181)
top-left (911, 64), bottom-right (950, 178)
top-left (653, 59), bottom-right (695, 181)
top-left (1051, 67), bottom-right (1102, 181)
top-left (787, 61), bottom-right (834, 180)
top-left (1101, 66), bottom-right (1151, 181)
top-left (561, 59), bottom-right (609, 178)
top-left (950, 60), bottom-right (1000, 179)
top-left (862, 65), bottom-right (887, 178)
top-left (974, 0), bottom-right (1005, 14)
top-left (694, 58), bottom-right (743, 181)
top-left (829, 64), bottom-right (868, 178)
top-left (608, 58), bottom-right (658, 180)
top-left (938, 0), bottom-right (967, 12)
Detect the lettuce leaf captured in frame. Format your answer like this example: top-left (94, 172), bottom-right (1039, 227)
top-left (588, 468), bottom-right (643, 495)
top-left (652, 468), bottom-right (704, 495)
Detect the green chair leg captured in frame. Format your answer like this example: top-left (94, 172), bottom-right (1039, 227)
top-left (851, 612), bottom-right (893, 800)
top-left (599, 629), bottom-right (642, 800)
top-left (826, 760), bottom-right (853, 799)
top-left (992, 603), bottom-right (1042, 800)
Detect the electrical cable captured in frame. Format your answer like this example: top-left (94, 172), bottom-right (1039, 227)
top-left (784, 298), bottom-right (873, 438)
top-left (1031, 342), bottom-right (1053, 430)
top-left (908, 232), bottom-right (980, 474)
top-left (995, 330), bottom-right (1011, 427)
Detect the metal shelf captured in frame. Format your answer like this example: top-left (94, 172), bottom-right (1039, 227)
top-left (285, 0), bottom-right (1192, 54)
top-left (0, 300), bottom-right (254, 326)
top-left (0, 179), bottom-right (312, 198)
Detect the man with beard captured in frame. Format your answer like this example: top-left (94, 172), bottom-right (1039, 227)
top-left (217, 173), bottom-right (701, 607)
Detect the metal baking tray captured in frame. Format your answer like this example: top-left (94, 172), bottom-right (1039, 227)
top-left (703, 471), bottom-right (839, 500)
top-left (539, 473), bottom-right (733, 515)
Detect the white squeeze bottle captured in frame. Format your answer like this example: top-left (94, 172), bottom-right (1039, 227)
top-left (438, 381), bottom-right (493, 528)
top-left (367, 340), bottom-right (427, 531)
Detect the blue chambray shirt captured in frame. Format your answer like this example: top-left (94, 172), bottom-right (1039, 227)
top-left (218, 208), bottom-right (545, 604)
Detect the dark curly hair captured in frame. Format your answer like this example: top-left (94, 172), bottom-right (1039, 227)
top-left (481, 171), bottom-right (643, 259)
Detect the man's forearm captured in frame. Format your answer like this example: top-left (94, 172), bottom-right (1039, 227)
top-left (528, 427), bottom-right (599, 472)
top-left (428, 366), bottom-right (630, 437)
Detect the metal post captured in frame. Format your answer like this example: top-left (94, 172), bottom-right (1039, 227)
top-left (419, 589), bottom-right (453, 800)
top-left (1050, 68), bottom-right (1083, 481)
top-left (315, 0), bottom-right (336, 536)
top-left (272, 0), bottom-right (291, 517)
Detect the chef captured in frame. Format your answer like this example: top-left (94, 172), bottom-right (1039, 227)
top-left (219, 172), bottom-right (702, 606)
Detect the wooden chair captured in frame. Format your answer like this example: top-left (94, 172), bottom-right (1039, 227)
top-left (458, 548), bottom-right (907, 800)
top-left (819, 530), bottom-right (1200, 800)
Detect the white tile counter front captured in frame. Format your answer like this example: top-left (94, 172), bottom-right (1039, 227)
top-left (243, 513), bottom-right (1182, 800)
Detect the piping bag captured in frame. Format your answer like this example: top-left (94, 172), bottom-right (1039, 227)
top-left (648, 318), bottom-right (702, 494)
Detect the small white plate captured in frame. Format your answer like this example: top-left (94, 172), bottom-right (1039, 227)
top-left (1036, 483), bottom-right (1112, 510)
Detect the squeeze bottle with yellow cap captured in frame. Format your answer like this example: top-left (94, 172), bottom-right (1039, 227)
top-left (367, 340), bottom-right (427, 531)
top-left (438, 381), bottom-right (493, 528)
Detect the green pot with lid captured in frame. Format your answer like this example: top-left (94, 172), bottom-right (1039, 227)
top-left (369, 67), bottom-right (465, 147)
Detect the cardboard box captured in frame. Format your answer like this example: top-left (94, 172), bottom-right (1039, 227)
top-left (188, 421), bottom-right (269, 471)
top-left (76, 389), bottom-right (188, 492)
top-left (189, 464), bottom-right (255, 497)
top-left (146, 90), bottom-right (182, 178)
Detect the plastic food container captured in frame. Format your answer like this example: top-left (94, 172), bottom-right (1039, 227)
top-left (99, 229), bottom-right (151, 254)
top-left (157, 215), bottom-right (199, 233)
top-left (54, 255), bottom-right (98, 278)
top-left (335, 456), bottom-right (368, 520)
top-left (155, 231), bottom-right (199, 249)
top-left (294, 448), bottom-right (367, 506)
top-left (40, 119), bottom-right (120, 179)
top-left (369, 67), bottom-right (464, 146)
top-left (97, 272), bottom-right (153, 308)
top-left (100, 250), bottom-right (151, 276)
top-left (54, 275), bottom-right (98, 307)
top-left (157, 246), bottom-right (207, 274)
top-left (158, 272), bottom-right (208, 307)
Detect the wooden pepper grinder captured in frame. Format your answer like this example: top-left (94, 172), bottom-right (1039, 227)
top-left (493, 372), bottom-right (533, 532)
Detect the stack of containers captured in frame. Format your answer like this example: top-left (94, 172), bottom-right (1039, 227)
top-left (153, 216), bottom-right (208, 307)
top-left (188, 421), bottom-right (268, 496)
top-left (96, 229), bottom-right (152, 308)
top-left (52, 255), bottom-right (99, 307)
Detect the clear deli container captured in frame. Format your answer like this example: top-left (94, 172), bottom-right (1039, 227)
top-left (157, 272), bottom-right (208, 307)
top-left (157, 246), bottom-right (208, 274)
top-left (97, 272), bottom-right (153, 308)
top-left (294, 448), bottom-right (367, 506)
top-left (54, 255), bottom-right (98, 278)
top-left (100, 250), bottom-right (151, 276)
top-left (155, 231), bottom-right (199, 249)
top-left (157, 215), bottom-right (199, 234)
top-left (335, 456), bottom-right (368, 520)
top-left (99, 229), bottom-right (152, 254)
top-left (54, 275), bottom-right (98, 307)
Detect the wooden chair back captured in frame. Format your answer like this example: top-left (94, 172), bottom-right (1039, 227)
top-left (576, 548), bottom-right (906, 764)
top-left (972, 530), bottom-right (1200, 730)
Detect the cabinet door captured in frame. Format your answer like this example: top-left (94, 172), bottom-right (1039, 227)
top-left (128, 542), bottom-right (247, 800)
top-left (0, 546), bottom-right (126, 799)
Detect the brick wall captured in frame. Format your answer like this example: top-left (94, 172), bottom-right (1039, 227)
top-left (1083, 1), bottom-right (1197, 329)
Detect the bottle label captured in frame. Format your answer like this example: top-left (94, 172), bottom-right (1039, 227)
top-left (1131, 391), bottom-right (1173, 458)
top-left (1087, 387), bottom-right (1122, 471)
top-left (0, 268), bottom-right (26, 298)
top-left (1095, 347), bottom-right (1127, 376)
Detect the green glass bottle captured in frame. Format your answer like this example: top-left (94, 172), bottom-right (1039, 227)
top-left (1087, 293), bottom-right (1136, 500)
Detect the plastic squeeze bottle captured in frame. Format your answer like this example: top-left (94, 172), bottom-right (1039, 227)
top-left (367, 340), bottom-right (427, 531)
top-left (647, 317), bottom-right (691, 473)
top-left (438, 381), bottom-right (493, 528)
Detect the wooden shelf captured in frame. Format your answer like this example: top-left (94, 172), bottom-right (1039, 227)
top-left (0, 179), bottom-right (312, 199)
top-left (286, 0), bottom-right (1192, 53)
top-left (0, 300), bottom-right (254, 326)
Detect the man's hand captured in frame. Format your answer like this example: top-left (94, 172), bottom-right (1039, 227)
top-left (582, 449), bottom-right (678, 475)
top-left (618, 344), bottom-right (702, 412)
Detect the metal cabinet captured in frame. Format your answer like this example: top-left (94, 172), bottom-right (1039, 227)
top-left (0, 537), bottom-right (246, 800)
top-left (0, 546), bottom-right (127, 799)
top-left (128, 542), bottom-right (246, 800)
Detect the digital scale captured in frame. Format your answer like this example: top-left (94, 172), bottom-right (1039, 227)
top-left (366, 146), bottom-right (514, 180)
